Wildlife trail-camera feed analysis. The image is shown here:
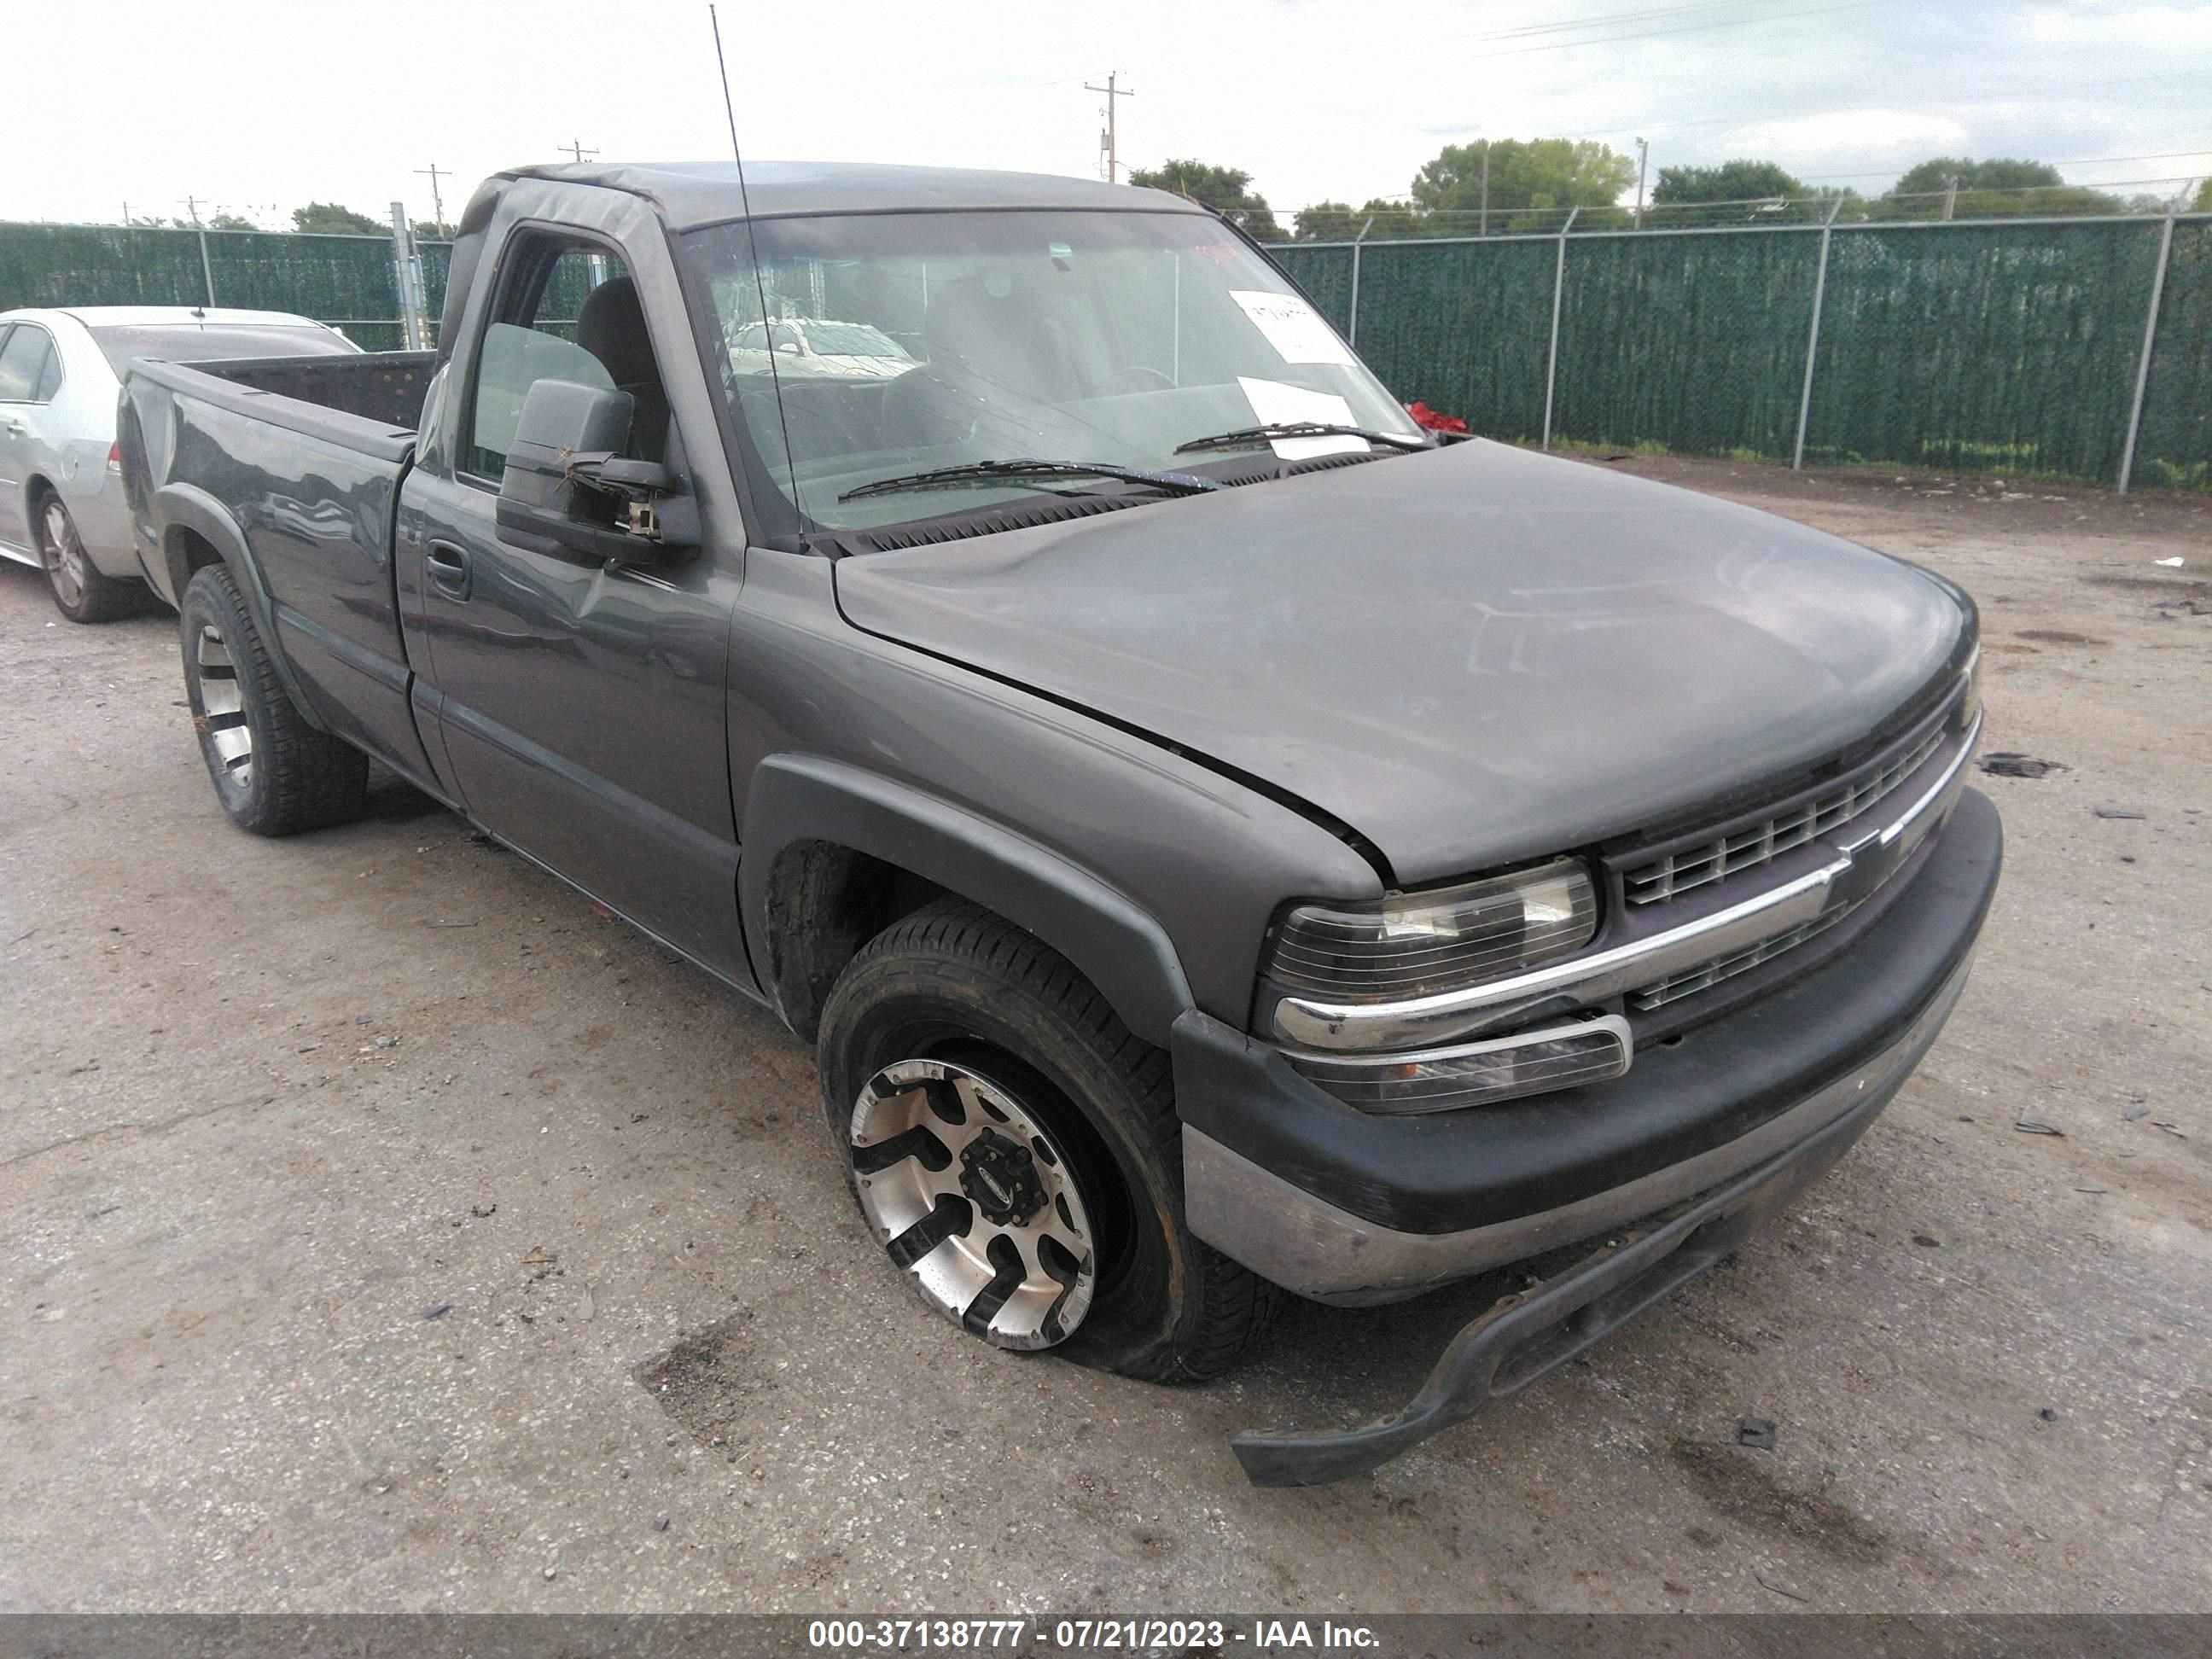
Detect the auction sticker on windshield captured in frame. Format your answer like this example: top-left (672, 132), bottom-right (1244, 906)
top-left (1237, 377), bottom-right (1367, 458)
top-left (1230, 290), bottom-right (1355, 366)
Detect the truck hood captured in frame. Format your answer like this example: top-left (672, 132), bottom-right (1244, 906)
top-left (833, 440), bottom-right (1969, 884)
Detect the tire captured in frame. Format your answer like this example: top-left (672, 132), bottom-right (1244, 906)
top-left (36, 490), bottom-right (138, 624)
top-left (178, 563), bottom-right (368, 835)
top-left (818, 898), bottom-right (1280, 1383)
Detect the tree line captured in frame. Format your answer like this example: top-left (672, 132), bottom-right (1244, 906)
top-left (125, 202), bottom-right (458, 237)
top-left (1134, 145), bottom-right (2211, 241)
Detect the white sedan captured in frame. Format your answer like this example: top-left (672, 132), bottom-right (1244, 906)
top-left (0, 306), bottom-right (358, 622)
top-left (729, 317), bottom-right (917, 380)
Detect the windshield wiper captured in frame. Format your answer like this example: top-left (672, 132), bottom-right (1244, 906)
top-left (1173, 421), bottom-right (1431, 456)
top-left (838, 458), bottom-right (1224, 503)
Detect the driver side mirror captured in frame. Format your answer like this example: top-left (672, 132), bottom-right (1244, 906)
top-left (494, 377), bottom-right (699, 563)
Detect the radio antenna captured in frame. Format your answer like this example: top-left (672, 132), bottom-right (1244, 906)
top-left (708, 3), bottom-right (801, 519)
top-left (710, 3), bottom-right (742, 165)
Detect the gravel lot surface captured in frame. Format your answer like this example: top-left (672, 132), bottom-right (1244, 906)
top-left (1, 458), bottom-right (2205, 1613)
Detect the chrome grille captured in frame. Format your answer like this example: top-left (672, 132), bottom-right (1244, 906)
top-left (1627, 901), bottom-right (1858, 1011)
top-left (1623, 723), bottom-right (1949, 906)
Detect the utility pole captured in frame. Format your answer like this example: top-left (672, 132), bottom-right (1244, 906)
top-left (1084, 73), bottom-right (1134, 183)
top-left (1480, 143), bottom-right (1490, 235)
top-left (414, 162), bottom-right (450, 233)
top-left (389, 201), bottom-right (427, 351)
top-left (560, 138), bottom-right (599, 165)
top-left (1633, 137), bottom-right (1650, 229)
top-left (180, 195), bottom-right (216, 307)
top-left (1941, 172), bottom-right (1959, 220)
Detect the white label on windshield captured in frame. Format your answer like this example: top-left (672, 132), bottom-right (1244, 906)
top-left (1238, 377), bottom-right (1367, 458)
top-left (1230, 289), bottom-right (1355, 366)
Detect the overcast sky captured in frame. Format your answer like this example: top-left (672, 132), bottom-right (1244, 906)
top-left (9, 0), bottom-right (2209, 228)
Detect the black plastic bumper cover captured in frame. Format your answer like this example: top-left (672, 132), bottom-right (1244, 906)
top-left (1231, 1074), bottom-right (1896, 1487)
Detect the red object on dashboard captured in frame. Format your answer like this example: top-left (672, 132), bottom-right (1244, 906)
top-left (1406, 401), bottom-right (1470, 434)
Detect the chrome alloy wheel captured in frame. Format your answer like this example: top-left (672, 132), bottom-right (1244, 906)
top-left (39, 499), bottom-right (89, 612)
top-left (192, 623), bottom-right (253, 788)
top-left (849, 1058), bottom-right (1098, 1349)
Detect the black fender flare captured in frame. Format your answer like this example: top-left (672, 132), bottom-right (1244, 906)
top-left (155, 483), bottom-right (330, 734)
top-left (739, 754), bottom-right (1196, 1047)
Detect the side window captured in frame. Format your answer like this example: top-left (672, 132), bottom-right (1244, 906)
top-left (463, 242), bottom-right (671, 480)
top-left (468, 323), bottom-right (613, 478)
top-left (33, 341), bottom-right (63, 402)
top-left (0, 325), bottom-right (56, 404)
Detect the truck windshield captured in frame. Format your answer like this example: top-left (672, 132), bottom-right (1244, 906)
top-left (680, 210), bottom-right (1420, 538)
top-left (90, 323), bottom-right (358, 375)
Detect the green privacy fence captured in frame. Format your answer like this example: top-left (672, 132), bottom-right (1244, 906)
top-left (0, 222), bottom-right (451, 353)
top-left (8, 215), bottom-right (2203, 490)
top-left (1274, 212), bottom-right (2212, 492)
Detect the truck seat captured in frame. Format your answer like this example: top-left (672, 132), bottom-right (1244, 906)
top-left (577, 277), bottom-right (672, 463)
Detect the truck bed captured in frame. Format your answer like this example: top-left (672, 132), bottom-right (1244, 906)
top-left (175, 350), bottom-right (439, 445)
top-left (119, 351), bottom-right (443, 788)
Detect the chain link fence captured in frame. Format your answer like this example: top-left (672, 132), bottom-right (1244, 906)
top-left (1276, 212), bottom-right (2211, 492)
top-left (6, 212), bottom-right (2204, 492)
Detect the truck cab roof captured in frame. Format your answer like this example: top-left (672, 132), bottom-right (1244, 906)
top-left (490, 160), bottom-right (1207, 230)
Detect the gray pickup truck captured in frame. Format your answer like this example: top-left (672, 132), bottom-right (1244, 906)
top-left (118, 160), bottom-right (2000, 1485)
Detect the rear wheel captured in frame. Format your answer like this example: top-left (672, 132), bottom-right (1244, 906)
top-left (178, 563), bottom-right (368, 835)
top-left (818, 899), bottom-right (1281, 1382)
top-left (37, 491), bottom-right (137, 624)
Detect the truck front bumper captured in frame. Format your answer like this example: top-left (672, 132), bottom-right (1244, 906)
top-left (1171, 786), bottom-right (2001, 1483)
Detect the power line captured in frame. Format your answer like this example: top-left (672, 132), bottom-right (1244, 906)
top-left (1447, 0), bottom-right (1845, 44)
top-left (1462, 0), bottom-right (1897, 59)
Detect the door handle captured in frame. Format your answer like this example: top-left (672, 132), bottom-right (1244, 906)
top-left (425, 540), bottom-right (471, 601)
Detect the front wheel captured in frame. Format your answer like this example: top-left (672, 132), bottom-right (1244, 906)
top-left (37, 491), bottom-right (137, 624)
top-left (817, 899), bottom-right (1281, 1382)
top-left (178, 563), bottom-right (368, 835)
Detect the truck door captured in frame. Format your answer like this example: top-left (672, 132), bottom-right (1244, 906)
top-left (399, 231), bottom-right (748, 981)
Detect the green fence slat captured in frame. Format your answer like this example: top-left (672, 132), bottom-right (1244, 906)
top-left (1805, 219), bottom-right (2163, 482)
top-left (2133, 219), bottom-right (2212, 492)
top-left (1554, 229), bottom-right (1823, 461)
top-left (1272, 243), bottom-right (1354, 331)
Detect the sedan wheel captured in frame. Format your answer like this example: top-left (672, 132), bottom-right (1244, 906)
top-left (35, 493), bottom-right (136, 623)
top-left (848, 1057), bottom-right (1097, 1348)
top-left (41, 498), bottom-right (87, 610)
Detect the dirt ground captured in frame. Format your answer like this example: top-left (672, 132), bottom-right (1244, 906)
top-left (1, 456), bottom-right (2206, 1615)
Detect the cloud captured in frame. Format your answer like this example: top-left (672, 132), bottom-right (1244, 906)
top-left (1723, 111), bottom-right (1970, 160)
top-left (0, 0), bottom-right (2203, 225)
top-left (2027, 3), bottom-right (2212, 46)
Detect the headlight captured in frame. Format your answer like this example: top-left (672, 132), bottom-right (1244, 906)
top-left (1260, 856), bottom-right (1599, 1039)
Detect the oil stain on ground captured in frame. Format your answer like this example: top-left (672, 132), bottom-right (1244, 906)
top-left (634, 1312), bottom-right (776, 1453)
top-left (1668, 1438), bottom-right (1889, 1565)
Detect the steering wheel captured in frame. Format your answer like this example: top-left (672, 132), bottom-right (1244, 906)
top-left (1095, 364), bottom-right (1177, 396)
